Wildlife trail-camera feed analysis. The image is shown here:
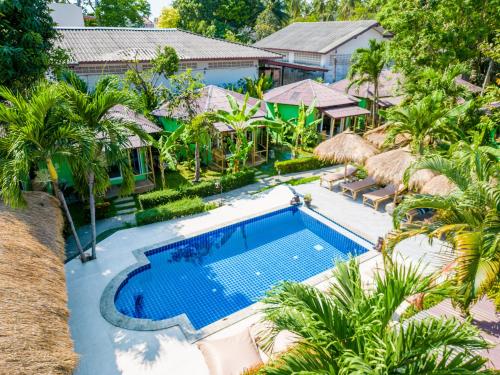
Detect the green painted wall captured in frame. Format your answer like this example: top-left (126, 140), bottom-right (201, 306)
top-left (265, 102), bottom-right (317, 124)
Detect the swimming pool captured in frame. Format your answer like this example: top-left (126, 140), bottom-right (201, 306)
top-left (110, 206), bottom-right (369, 332)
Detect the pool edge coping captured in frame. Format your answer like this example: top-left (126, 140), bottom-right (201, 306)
top-left (100, 203), bottom-right (378, 343)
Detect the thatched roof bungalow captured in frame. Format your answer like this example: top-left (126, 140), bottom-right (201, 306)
top-left (0, 192), bottom-right (78, 375)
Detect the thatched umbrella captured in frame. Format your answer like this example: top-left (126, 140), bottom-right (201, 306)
top-left (0, 192), bottom-right (78, 375)
top-left (421, 175), bottom-right (457, 196)
top-left (365, 147), bottom-right (435, 190)
top-left (314, 131), bottom-right (379, 178)
top-left (364, 123), bottom-right (409, 149)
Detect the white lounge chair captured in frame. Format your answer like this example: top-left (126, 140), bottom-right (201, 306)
top-left (362, 184), bottom-right (404, 210)
top-left (340, 177), bottom-right (377, 199)
top-left (320, 165), bottom-right (358, 190)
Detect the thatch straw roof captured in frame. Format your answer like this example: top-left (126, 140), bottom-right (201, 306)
top-left (363, 123), bottom-right (409, 149)
top-left (365, 148), bottom-right (435, 188)
top-left (314, 131), bottom-right (378, 164)
top-left (421, 175), bottom-right (457, 196)
top-left (0, 192), bottom-right (78, 375)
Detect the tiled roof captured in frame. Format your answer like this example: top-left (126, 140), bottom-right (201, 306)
top-left (152, 85), bottom-right (266, 119)
top-left (106, 105), bottom-right (162, 149)
top-left (264, 79), bottom-right (358, 108)
top-left (330, 70), bottom-right (404, 99)
top-left (56, 27), bottom-right (280, 64)
top-left (254, 20), bottom-right (381, 54)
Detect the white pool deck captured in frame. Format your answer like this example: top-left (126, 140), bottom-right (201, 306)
top-left (65, 178), bottom-right (447, 375)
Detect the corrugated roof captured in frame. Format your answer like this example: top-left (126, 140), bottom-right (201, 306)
top-left (264, 79), bottom-right (358, 108)
top-left (56, 27), bottom-right (281, 64)
top-left (322, 106), bottom-right (370, 118)
top-left (152, 85), bottom-right (266, 119)
top-left (254, 20), bottom-right (380, 54)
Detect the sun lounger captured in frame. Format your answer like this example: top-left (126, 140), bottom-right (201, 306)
top-left (340, 177), bottom-right (377, 199)
top-left (362, 184), bottom-right (403, 210)
top-left (320, 165), bottom-right (357, 190)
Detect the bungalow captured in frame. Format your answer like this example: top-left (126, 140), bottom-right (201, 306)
top-left (55, 27), bottom-right (281, 89)
top-left (264, 79), bottom-right (370, 138)
top-left (330, 70), bottom-right (405, 110)
top-left (254, 20), bottom-right (389, 84)
top-left (53, 105), bottom-right (162, 195)
top-left (152, 85), bottom-right (270, 171)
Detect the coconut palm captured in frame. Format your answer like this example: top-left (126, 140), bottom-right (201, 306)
top-left (388, 140), bottom-right (500, 311)
top-left (63, 76), bottom-right (140, 260)
top-left (383, 91), bottom-right (470, 154)
top-left (260, 258), bottom-right (490, 373)
top-left (155, 124), bottom-right (185, 189)
top-left (0, 82), bottom-right (88, 260)
top-left (348, 39), bottom-right (388, 126)
top-left (183, 114), bottom-right (212, 182)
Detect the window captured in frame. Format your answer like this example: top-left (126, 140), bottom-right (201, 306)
top-left (108, 164), bottom-right (121, 179)
top-left (71, 64), bottom-right (129, 75)
top-left (179, 62), bottom-right (198, 71)
top-left (207, 60), bottom-right (255, 69)
top-left (294, 52), bottom-right (321, 66)
top-left (130, 149), bottom-right (142, 175)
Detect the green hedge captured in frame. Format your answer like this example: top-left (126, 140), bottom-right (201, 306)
top-left (136, 197), bottom-right (217, 226)
top-left (138, 169), bottom-right (255, 209)
top-left (274, 157), bottom-right (333, 175)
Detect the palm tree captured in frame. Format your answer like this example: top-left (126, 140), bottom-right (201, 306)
top-left (286, 0), bottom-right (303, 19)
top-left (388, 140), bottom-right (500, 311)
top-left (262, 0), bottom-right (289, 26)
top-left (348, 39), bottom-right (388, 126)
top-left (0, 83), bottom-right (88, 261)
top-left (63, 76), bottom-right (139, 260)
top-left (212, 94), bottom-right (264, 172)
top-left (404, 64), bottom-right (468, 104)
top-left (155, 124), bottom-right (185, 189)
top-left (183, 114), bottom-right (212, 182)
top-left (383, 91), bottom-right (470, 154)
top-left (260, 258), bottom-right (490, 373)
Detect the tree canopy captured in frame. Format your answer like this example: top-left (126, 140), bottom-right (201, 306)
top-left (95, 0), bottom-right (151, 27)
top-left (0, 0), bottom-right (65, 91)
top-left (157, 7), bottom-right (181, 28)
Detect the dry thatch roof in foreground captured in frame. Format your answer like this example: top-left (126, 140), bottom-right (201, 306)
top-left (0, 192), bottom-right (77, 375)
top-left (363, 123), bottom-right (409, 149)
top-left (314, 131), bottom-right (378, 164)
top-left (420, 175), bottom-right (457, 196)
top-left (365, 148), bottom-right (435, 189)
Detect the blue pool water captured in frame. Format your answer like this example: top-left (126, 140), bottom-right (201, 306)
top-left (115, 206), bottom-right (368, 329)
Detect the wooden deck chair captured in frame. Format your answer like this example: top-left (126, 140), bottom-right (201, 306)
top-left (320, 165), bottom-right (357, 190)
top-left (340, 177), bottom-right (377, 199)
top-left (362, 184), bottom-right (403, 210)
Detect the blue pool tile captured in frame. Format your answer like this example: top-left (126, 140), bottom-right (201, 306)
top-left (115, 207), bottom-right (368, 329)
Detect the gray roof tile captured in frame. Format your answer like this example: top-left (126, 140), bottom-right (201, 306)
top-left (254, 20), bottom-right (380, 54)
top-left (56, 27), bottom-right (280, 64)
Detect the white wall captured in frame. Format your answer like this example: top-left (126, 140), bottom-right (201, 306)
top-left (73, 60), bottom-right (259, 90)
top-left (49, 3), bottom-right (84, 27)
top-left (323, 28), bottom-right (386, 82)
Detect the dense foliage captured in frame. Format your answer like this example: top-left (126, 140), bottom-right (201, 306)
top-left (0, 0), bottom-right (65, 91)
top-left (260, 258), bottom-right (490, 373)
top-left (136, 196), bottom-right (216, 226)
top-left (274, 156), bottom-right (333, 174)
top-left (94, 0), bottom-right (151, 27)
top-left (138, 169), bottom-right (256, 209)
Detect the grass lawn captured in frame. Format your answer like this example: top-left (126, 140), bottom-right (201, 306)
top-left (157, 162), bottom-right (222, 190)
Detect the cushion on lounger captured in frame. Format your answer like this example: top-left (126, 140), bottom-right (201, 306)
top-left (250, 322), bottom-right (300, 356)
top-left (198, 328), bottom-right (263, 375)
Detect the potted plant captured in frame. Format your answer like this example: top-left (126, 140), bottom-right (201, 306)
top-left (303, 193), bottom-right (312, 207)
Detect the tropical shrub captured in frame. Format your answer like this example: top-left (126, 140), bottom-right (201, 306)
top-left (138, 170), bottom-right (255, 209)
top-left (275, 157), bottom-right (333, 174)
top-left (259, 258), bottom-right (490, 373)
top-left (136, 197), bottom-right (216, 226)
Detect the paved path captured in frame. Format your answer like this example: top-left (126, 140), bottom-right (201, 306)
top-left (65, 166), bottom-right (341, 261)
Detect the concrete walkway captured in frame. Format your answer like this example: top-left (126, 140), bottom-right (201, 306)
top-left (65, 166), bottom-right (341, 260)
top-left (65, 178), bottom-right (447, 375)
